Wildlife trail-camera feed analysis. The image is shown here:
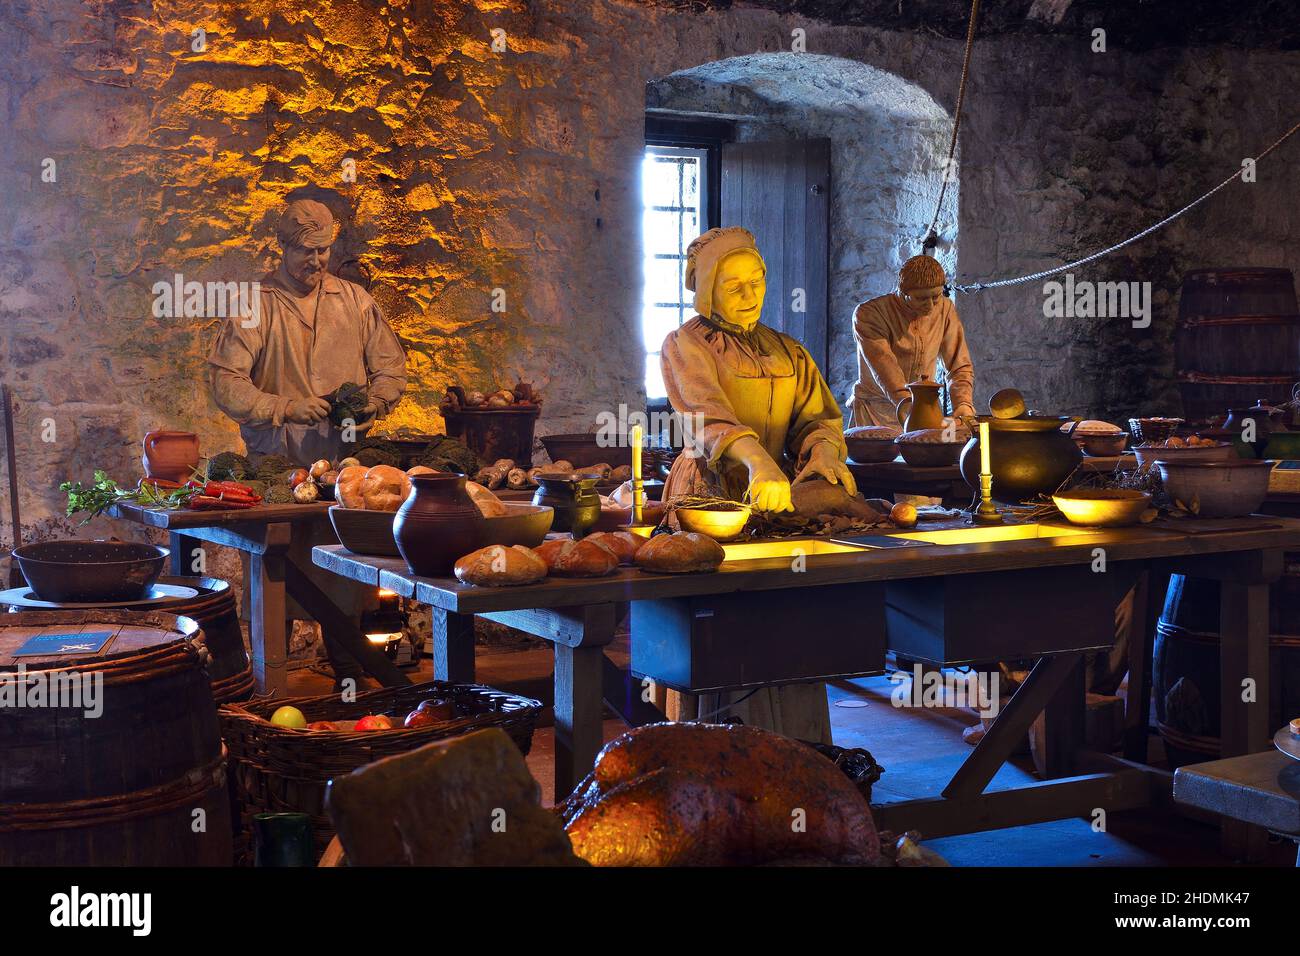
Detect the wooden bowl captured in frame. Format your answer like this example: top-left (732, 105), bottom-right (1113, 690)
top-left (478, 503), bottom-right (554, 547)
top-left (675, 504), bottom-right (751, 541)
top-left (1052, 489), bottom-right (1151, 527)
top-left (328, 506), bottom-right (401, 557)
top-left (1156, 459), bottom-right (1275, 518)
top-left (13, 540), bottom-right (167, 603)
top-left (845, 436), bottom-right (899, 463)
top-left (1133, 441), bottom-right (1234, 471)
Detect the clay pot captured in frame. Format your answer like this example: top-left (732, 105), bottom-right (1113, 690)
top-left (959, 415), bottom-right (1083, 503)
top-left (393, 474), bottom-right (483, 577)
top-left (142, 431), bottom-right (199, 483)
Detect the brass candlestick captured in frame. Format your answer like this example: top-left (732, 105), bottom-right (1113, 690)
top-left (972, 473), bottom-right (1004, 524)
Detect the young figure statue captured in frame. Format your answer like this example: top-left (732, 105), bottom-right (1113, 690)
top-left (849, 254), bottom-right (975, 428)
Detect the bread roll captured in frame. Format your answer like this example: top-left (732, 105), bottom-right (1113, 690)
top-left (586, 531), bottom-right (643, 565)
top-left (465, 480), bottom-right (508, 517)
top-left (454, 545), bottom-right (547, 587)
top-left (634, 532), bottom-right (725, 574)
top-left (610, 465), bottom-right (633, 484)
top-left (334, 465), bottom-right (369, 509)
top-left (406, 465), bottom-right (439, 477)
top-left (535, 537), bottom-right (620, 577)
top-left (360, 464), bottom-right (410, 512)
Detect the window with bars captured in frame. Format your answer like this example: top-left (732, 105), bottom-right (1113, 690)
top-left (640, 145), bottom-right (709, 399)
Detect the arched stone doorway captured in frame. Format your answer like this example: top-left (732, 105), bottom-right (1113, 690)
top-left (644, 52), bottom-right (958, 409)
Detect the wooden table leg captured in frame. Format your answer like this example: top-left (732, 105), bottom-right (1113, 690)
top-left (249, 551), bottom-right (288, 695)
top-left (1038, 654), bottom-right (1086, 779)
top-left (553, 642), bottom-right (605, 803)
top-left (168, 531), bottom-right (202, 576)
top-left (431, 608), bottom-right (475, 683)
top-left (1219, 576), bottom-right (1271, 860)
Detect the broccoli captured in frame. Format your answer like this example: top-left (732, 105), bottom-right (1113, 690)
top-left (254, 454), bottom-right (297, 482)
top-left (263, 483), bottom-right (295, 505)
top-left (328, 382), bottom-right (370, 428)
top-left (206, 451), bottom-right (250, 482)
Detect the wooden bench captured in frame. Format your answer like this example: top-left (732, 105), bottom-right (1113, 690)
top-left (1173, 751), bottom-right (1300, 864)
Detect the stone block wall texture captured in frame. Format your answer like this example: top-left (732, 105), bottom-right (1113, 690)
top-left (1, 0), bottom-right (1298, 549)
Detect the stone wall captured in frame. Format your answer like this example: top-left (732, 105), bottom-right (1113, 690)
top-left (1, 0), bottom-right (1298, 551)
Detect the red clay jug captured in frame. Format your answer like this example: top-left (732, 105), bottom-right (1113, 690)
top-left (142, 430), bottom-right (200, 483)
top-left (393, 474), bottom-right (483, 577)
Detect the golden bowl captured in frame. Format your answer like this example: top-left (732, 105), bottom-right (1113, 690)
top-left (676, 504), bottom-right (752, 541)
top-left (1051, 488), bottom-right (1152, 527)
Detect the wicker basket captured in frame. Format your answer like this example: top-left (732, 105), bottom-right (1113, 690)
top-left (221, 680), bottom-right (541, 864)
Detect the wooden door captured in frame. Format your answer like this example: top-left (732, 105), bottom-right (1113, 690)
top-left (721, 138), bottom-right (831, 369)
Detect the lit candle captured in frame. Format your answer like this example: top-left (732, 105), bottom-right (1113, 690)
top-left (979, 421), bottom-right (991, 475)
top-left (631, 424), bottom-right (644, 525)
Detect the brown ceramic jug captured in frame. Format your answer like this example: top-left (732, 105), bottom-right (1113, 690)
top-left (142, 431), bottom-right (200, 483)
top-left (896, 380), bottom-right (944, 432)
top-left (393, 474), bottom-right (483, 577)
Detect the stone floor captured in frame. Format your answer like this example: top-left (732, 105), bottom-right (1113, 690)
top-left (284, 640), bottom-right (1297, 867)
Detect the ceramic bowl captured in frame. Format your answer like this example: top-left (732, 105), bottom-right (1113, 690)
top-left (13, 540), bottom-right (168, 603)
top-left (675, 503), bottom-right (751, 541)
top-left (478, 503), bottom-right (554, 547)
top-left (1133, 441), bottom-right (1234, 471)
top-left (897, 440), bottom-right (964, 467)
top-left (1051, 489), bottom-right (1152, 527)
top-left (845, 436), bottom-right (899, 463)
top-left (1156, 459), bottom-right (1275, 518)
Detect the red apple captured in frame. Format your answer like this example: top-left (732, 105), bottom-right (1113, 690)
top-left (416, 698), bottom-right (455, 721)
top-left (353, 714), bottom-right (394, 731)
top-left (404, 708), bottom-right (440, 729)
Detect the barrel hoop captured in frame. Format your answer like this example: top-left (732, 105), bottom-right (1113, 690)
top-left (1155, 720), bottom-right (1219, 755)
top-left (1178, 313), bottom-right (1300, 328)
top-left (211, 664), bottom-right (256, 703)
top-left (1175, 371), bottom-right (1297, 385)
top-left (0, 750), bottom-right (227, 833)
top-left (1156, 621), bottom-right (1300, 648)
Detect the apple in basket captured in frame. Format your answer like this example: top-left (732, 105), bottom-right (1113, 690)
top-left (354, 714), bottom-right (394, 731)
top-left (270, 705), bottom-right (307, 729)
top-left (306, 720), bottom-right (338, 732)
top-left (404, 700), bottom-right (454, 729)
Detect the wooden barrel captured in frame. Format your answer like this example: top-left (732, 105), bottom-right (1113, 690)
top-left (1175, 267), bottom-right (1300, 425)
top-left (1154, 569), bottom-right (1300, 768)
top-left (0, 610), bottom-right (233, 865)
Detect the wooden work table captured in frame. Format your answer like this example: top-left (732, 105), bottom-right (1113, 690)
top-left (108, 500), bottom-right (409, 694)
top-left (314, 513), bottom-right (1300, 849)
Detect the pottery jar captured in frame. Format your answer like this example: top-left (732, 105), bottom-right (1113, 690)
top-left (142, 431), bottom-right (200, 483)
top-left (393, 474), bottom-right (483, 577)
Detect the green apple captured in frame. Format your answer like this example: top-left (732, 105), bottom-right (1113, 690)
top-left (270, 705), bottom-right (307, 729)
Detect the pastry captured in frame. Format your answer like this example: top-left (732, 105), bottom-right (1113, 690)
top-left (453, 545), bottom-right (547, 587)
top-left (535, 537), bottom-right (620, 577)
top-left (465, 480), bottom-right (509, 517)
top-left (406, 465), bottom-right (439, 477)
top-left (1290, 717), bottom-right (1300, 737)
top-left (1070, 420), bottom-right (1122, 436)
top-left (634, 531), bottom-right (725, 574)
top-left (586, 531), bottom-right (643, 565)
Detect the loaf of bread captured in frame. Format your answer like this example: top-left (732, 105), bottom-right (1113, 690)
top-left (465, 480), bottom-right (508, 517)
top-left (535, 537), bottom-right (620, 577)
top-left (454, 545), bottom-right (547, 587)
top-left (335, 464), bottom-right (410, 511)
top-left (634, 531), bottom-right (725, 574)
top-left (585, 531), bottom-right (643, 565)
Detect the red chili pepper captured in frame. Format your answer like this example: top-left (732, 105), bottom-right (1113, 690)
top-left (140, 478), bottom-right (184, 490)
top-left (189, 495), bottom-right (256, 510)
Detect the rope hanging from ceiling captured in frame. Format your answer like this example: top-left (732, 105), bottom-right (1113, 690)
top-left (920, 0), bottom-right (1300, 296)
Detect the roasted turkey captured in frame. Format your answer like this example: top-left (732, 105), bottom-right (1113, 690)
top-left (559, 722), bottom-right (881, 866)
